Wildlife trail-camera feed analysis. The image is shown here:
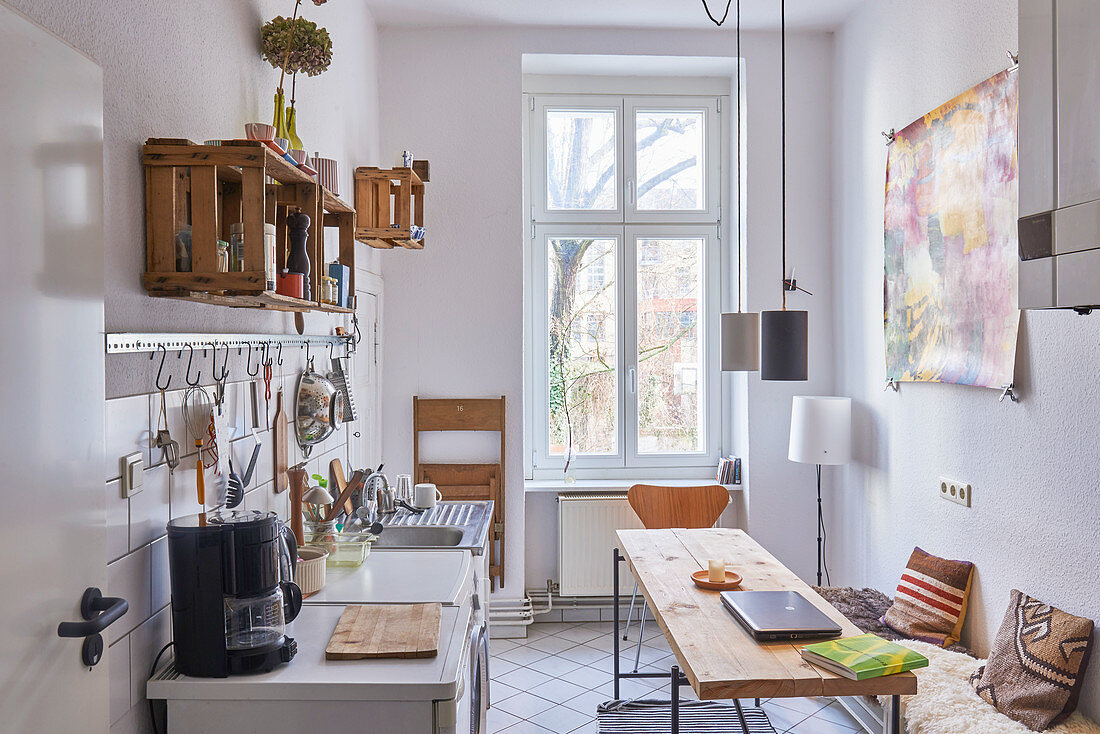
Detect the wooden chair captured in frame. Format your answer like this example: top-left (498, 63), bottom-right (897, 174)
top-left (623, 484), bottom-right (730, 671)
top-left (413, 396), bottom-right (506, 590)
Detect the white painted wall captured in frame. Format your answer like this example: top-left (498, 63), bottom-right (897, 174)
top-left (2, 2), bottom-right (382, 730)
top-left (376, 26), bottom-right (837, 597)
top-left (7, 0), bottom-right (383, 359)
top-left (833, 0), bottom-right (1100, 718)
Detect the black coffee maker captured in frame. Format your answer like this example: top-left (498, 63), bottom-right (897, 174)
top-left (167, 510), bottom-right (303, 677)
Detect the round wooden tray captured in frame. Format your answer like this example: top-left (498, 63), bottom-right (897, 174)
top-left (691, 569), bottom-right (743, 591)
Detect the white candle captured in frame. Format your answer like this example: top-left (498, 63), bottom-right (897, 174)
top-left (708, 559), bottom-right (725, 583)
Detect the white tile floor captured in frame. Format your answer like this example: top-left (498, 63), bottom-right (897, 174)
top-left (488, 621), bottom-right (866, 734)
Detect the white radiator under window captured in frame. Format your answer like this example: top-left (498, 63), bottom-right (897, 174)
top-left (558, 492), bottom-right (645, 596)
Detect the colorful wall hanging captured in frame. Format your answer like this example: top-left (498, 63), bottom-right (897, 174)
top-left (884, 68), bottom-right (1019, 388)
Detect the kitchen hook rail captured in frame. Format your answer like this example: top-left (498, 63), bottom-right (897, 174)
top-left (105, 332), bottom-right (351, 356)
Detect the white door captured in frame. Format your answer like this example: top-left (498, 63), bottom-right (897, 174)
top-left (348, 272), bottom-right (382, 470)
top-left (0, 4), bottom-right (109, 731)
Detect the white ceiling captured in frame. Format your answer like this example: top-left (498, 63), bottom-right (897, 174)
top-left (368, 0), bottom-right (866, 31)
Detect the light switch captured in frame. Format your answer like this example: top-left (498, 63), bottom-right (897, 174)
top-left (121, 452), bottom-right (144, 498)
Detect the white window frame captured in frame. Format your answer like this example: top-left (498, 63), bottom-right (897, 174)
top-left (625, 96), bottom-right (721, 224)
top-left (524, 86), bottom-right (730, 479)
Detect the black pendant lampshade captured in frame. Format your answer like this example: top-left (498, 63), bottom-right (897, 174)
top-left (760, 309), bottom-right (808, 380)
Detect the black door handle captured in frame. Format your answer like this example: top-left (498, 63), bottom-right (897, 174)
top-left (57, 587), bottom-right (129, 667)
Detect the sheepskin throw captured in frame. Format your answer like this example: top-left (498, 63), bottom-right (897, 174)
top-left (876, 639), bottom-right (1099, 734)
top-left (883, 547), bottom-right (974, 647)
top-left (812, 586), bottom-right (972, 654)
top-left (970, 590), bottom-right (1094, 731)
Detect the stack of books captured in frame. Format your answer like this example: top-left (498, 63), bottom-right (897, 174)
top-left (715, 456), bottom-right (741, 485)
top-left (800, 633), bottom-right (929, 680)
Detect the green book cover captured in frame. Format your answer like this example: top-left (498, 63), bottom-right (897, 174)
top-left (800, 633), bottom-right (929, 680)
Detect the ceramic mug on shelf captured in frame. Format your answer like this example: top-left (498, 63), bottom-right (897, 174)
top-left (413, 483), bottom-right (443, 509)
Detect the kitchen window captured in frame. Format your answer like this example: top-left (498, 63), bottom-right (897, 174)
top-left (525, 91), bottom-right (729, 475)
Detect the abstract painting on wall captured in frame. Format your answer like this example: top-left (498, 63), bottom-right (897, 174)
top-left (884, 68), bottom-right (1019, 389)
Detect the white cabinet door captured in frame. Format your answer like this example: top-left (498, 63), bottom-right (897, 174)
top-left (1057, 0), bottom-right (1100, 208)
top-left (0, 4), bottom-right (109, 732)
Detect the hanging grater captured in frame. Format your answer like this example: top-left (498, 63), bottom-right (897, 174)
top-left (329, 358), bottom-right (358, 422)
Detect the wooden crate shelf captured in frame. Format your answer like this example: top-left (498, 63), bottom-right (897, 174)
top-left (143, 138), bottom-right (357, 313)
top-left (353, 165), bottom-right (427, 249)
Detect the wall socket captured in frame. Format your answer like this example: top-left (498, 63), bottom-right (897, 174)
top-left (938, 477), bottom-right (971, 507)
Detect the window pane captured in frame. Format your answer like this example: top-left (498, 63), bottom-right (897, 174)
top-left (635, 110), bottom-right (705, 211)
top-left (548, 237), bottom-right (617, 455)
top-left (546, 109), bottom-right (617, 211)
top-left (636, 237), bottom-right (705, 454)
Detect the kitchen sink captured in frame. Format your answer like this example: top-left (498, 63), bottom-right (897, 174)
top-left (372, 525), bottom-right (466, 548)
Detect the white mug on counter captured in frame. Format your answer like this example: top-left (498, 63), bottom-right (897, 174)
top-left (413, 483), bottom-right (443, 509)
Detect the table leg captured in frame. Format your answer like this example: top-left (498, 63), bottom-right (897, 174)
top-left (612, 548), bottom-right (621, 700)
top-left (885, 694), bottom-right (901, 734)
top-left (671, 665), bottom-right (680, 734)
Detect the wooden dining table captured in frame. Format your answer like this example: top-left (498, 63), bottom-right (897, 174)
top-left (613, 528), bottom-right (915, 734)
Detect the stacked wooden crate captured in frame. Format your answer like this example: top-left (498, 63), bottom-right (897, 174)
top-left (142, 138), bottom-right (355, 312)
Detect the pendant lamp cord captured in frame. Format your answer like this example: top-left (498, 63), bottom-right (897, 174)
top-left (736, 0), bottom-right (742, 312)
top-left (700, 0), bottom-right (734, 26)
top-left (781, 0), bottom-right (787, 311)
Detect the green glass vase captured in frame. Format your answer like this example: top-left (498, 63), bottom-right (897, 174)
top-left (286, 106), bottom-right (303, 151)
top-left (272, 90), bottom-right (290, 140)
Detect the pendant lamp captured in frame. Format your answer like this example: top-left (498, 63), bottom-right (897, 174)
top-left (760, 0), bottom-right (809, 382)
top-left (721, 0), bottom-right (760, 372)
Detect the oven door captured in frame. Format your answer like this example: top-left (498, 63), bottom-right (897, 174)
top-left (468, 622), bottom-right (489, 734)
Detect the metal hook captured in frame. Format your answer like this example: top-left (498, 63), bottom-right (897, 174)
top-left (885, 377), bottom-right (900, 392)
top-left (151, 344), bottom-right (172, 391)
top-left (276, 342), bottom-right (284, 366)
top-left (329, 340), bottom-right (337, 362)
top-left (183, 344), bottom-right (201, 386)
top-left (999, 384), bottom-right (1019, 403)
top-left (305, 342), bottom-right (311, 364)
top-left (209, 342), bottom-right (229, 383)
top-left (246, 342), bottom-right (259, 377)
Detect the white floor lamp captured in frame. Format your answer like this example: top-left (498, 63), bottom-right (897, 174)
top-left (788, 396), bottom-right (851, 586)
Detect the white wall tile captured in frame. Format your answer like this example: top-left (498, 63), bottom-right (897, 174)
top-left (109, 636), bottom-right (130, 724)
top-left (129, 607), bottom-right (171, 710)
top-left (105, 395), bottom-right (151, 481)
top-left (150, 537), bottom-right (170, 613)
top-left (107, 546), bottom-right (152, 643)
top-left (169, 462), bottom-right (203, 519)
top-left (244, 485), bottom-right (268, 515)
top-left (130, 463), bottom-right (170, 550)
top-left (106, 479), bottom-right (129, 563)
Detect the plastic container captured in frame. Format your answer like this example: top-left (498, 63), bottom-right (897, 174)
top-left (295, 546), bottom-right (329, 595)
top-left (303, 520), bottom-right (372, 567)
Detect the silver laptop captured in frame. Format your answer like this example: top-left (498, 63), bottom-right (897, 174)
top-left (720, 590), bottom-right (843, 641)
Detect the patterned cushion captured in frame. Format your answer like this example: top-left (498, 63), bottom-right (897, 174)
top-left (970, 590), bottom-right (1094, 731)
top-left (882, 547), bottom-right (974, 647)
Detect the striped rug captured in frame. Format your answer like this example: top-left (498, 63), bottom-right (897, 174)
top-left (597, 699), bottom-right (776, 733)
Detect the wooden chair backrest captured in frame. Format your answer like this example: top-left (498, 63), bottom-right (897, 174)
top-left (627, 484), bottom-right (730, 530)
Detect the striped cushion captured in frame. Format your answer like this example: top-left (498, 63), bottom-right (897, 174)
top-left (597, 699), bottom-right (776, 733)
top-left (883, 547), bottom-right (974, 647)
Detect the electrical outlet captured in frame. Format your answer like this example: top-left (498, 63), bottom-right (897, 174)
top-left (938, 476), bottom-right (971, 507)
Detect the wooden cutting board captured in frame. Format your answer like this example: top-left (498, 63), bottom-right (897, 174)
top-left (325, 604), bottom-right (442, 660)
top-left (273, 389), bottom-right (288, 493)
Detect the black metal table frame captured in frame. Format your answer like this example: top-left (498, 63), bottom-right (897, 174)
top-left (611, 548), bottom-right (904, 734)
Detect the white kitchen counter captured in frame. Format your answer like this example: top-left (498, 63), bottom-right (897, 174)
top-left (305, 548), bottom-right (473, 606)
top-left (148, 602), bottom-right (470, 703)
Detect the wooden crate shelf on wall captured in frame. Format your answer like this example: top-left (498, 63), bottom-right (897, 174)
top-left (353, 163), bottom-right (428, 250)
top-left (142, 138), bottom-right (356, 312)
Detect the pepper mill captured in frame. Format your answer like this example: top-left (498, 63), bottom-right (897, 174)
top-left (287, 464), bottom-right (309, 546)
top-left (285, 209), bottom-right (311, 300)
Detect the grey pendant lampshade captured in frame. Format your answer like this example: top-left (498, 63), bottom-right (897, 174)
top-left (760, 309), bottom-right (808, 381)
top-left (721, 312), bottom-right (760, 371)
